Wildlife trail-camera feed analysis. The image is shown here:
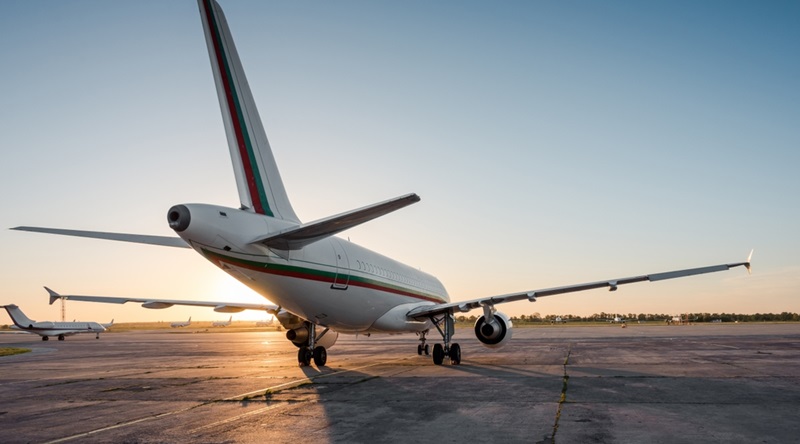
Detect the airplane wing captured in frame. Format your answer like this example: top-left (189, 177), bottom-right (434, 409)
top-left (45, 287), bottom-right (277, 314)
top-left (406, 252), bottom-right (753, 319)
top-left (249, 193), bottom-right (420, 250)
top-left (12, 227), bottom-right (189, 248)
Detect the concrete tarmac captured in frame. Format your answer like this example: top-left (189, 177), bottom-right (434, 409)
top-left (1, 323), bottom-right (799, 443)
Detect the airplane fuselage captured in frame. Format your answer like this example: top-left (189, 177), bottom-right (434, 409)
top-left (172, 203), bottom-right (449, 333)
top-left (12, 322), bottom-right (105, 338)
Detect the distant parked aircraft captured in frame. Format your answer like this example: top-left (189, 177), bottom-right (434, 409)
top-left (2, 304), bottom-right (105, 341)
top-left (666, 314), bottom-right (696, 325)
top-left (607, 315), bottom-right (628, 324)
top-left (212, 316), bottom-right (232, 327)
top-left (256, 318), bottom-right (275, 327)
top-left (171, 317), bottom-right (192, 328)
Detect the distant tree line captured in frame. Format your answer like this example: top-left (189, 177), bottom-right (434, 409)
top-left (456, 311), bottom-right (800, 324)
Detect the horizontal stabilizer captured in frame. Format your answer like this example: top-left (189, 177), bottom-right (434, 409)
top-left (12, 226), bottom-right (189, 248)
top-left (250, 193), bottom-right (420, 250)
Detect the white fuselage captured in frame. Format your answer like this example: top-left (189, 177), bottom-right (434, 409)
top-left (11, 321), bottom-right (105, 338)
top-left (175, 203), bottom-right (450, 334)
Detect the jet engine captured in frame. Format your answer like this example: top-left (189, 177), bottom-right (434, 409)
top-left (474, 311), bottom-right (513, 348)
top-left (286, 325), bottom-right (338, 349)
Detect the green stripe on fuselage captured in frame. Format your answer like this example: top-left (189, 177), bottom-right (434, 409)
top-left (202, 248), bottom-right (446, 304)
top-left (206, 0), bottom-right (272, 216)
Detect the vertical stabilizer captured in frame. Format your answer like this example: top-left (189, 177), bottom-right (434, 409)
top-left (3, 305), bottom-right (35, 328)
top-left (198, 0), bottom-right (300, 222)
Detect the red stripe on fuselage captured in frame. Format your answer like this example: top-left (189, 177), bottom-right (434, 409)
top-left (202, 0), bottom-right (265, 214)
top-left (212, 255), bottom-right (446, 304)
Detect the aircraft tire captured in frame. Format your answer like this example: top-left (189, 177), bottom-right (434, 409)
top-left (313, 346), bottom-right (327, 366)
top-left (42, 336), bottom-right (48, 341)
top-left (432, 344), bottom-right (444, 365)
top-left (417, 344), bottom-right (423, 355)
top-left (58, 334), bottom-right (65, 341)
top-left (424, 344), bottom-right (430, 355)
top-left (297, 347), bottom-right (312, 367)
top-left (449, 343), bottom-right (461, 365)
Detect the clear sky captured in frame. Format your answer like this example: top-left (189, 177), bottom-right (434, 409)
top-left (1, 0), bottom-right (798, 324)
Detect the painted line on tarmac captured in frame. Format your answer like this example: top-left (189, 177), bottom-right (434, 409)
top-left (221, 356), bottom-right (409, 402)
top-left (42, 405), bottom-right (200, 444)
top-left (42, 356), bottom-right (410, 443)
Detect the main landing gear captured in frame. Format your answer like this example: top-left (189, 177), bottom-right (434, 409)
top-left (296, 322), bottom-right (330, 367)
top-left (422, 313), bottom-right (461, 365)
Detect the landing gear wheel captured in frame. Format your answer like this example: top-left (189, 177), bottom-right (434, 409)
top-left (58, 334), bottom-right (65, 341)
top-left (432, 343), bottom-right (445, 365)
top-left (297, 346), bottom-right (312, 367)
top-left (313, 346), bottom-right (327, 366)
top-left (42, 336), bottom-right (49, 341)
top-left (424, 344), bottom-right (430, 355)
top-left (449, 343), bottom-right (461, 365)
top-left (417, 344), bottom-right (423, 355)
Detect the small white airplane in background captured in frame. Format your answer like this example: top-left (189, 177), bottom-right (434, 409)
top-left (256, 319), bottom-right (275, 327)
top-left (170, 317), bottom-right (192, 328)
top-left (212, 316), bottom-right (232, 327)
top-left (2, 304), bottom-right (105, 341)
top-left (13, 0), bottom-right (751, 367)
top-left (667, 314), bottom-right (697, 325)
top-left (103, 319), bottom-right (114, 329)
top-left (608, 315), bottom-right (628, 324)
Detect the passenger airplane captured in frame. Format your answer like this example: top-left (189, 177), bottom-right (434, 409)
top-left (255, 318), bottom-right (275, 327)
top-left (608, 315), bottom-right (628, 324)
top-left (171, 317), bottom-right (192, 328)
top-left (213, 316), bottom-right (232, 327)
top-left (2, 305), bottom-right (106, 341)
top-left (667, 314), bottom-right (697, 325)
top-left (13, 0), bottom-right (751, 367)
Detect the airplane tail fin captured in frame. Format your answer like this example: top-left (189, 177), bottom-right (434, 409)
top-left (745, 249), bottom-right (753, 275)
top-left (2, 305), bottom-right (35, 328)
top-left (45, 286), bottom-right (62, 305)
top-left (198, 0), bottom-right (299, 222)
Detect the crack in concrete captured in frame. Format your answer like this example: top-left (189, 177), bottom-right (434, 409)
top-left (546, 343), bottom-right (572, 443)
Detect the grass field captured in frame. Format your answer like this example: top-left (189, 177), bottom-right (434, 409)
top-left (0, 347), bottom-right (31, 357)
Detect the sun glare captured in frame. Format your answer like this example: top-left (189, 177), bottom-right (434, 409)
top-left (212, 274), bottom-right (274, 322)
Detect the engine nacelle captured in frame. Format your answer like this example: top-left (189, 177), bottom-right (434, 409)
top-left (474, 311), bottom-right (513, 348)
top-left (286, 327), bottom-right (308, 345)
top-left (286, 325), bottom-right (338, 349)
top-left (317, 330), bottom-right (339, 350)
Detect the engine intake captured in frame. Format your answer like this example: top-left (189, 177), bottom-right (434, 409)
top-left (474, 311), bottom-right (513, 348)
